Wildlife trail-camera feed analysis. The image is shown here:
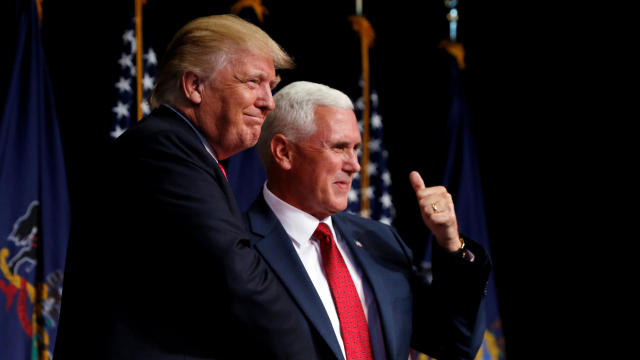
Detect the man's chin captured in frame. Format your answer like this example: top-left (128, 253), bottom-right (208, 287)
top-left (333, 199), bottom-right (349, 213)
top-left (240, 131), bottom-right (261, 149)
top-left (248, 129), bottom-right (261, 146)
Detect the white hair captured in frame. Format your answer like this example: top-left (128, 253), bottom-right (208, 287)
top-left (257, 81), bottom-right (354, 169)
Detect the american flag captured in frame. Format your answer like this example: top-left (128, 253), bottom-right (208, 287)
top-left (347, 86), bottom-right (395, 225)
top-left (110, 18), bottom-right (156, 139)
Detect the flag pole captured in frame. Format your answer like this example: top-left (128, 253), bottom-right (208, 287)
top-left (36, 0), bottom-right (43, 21)
top-left (134, 0), bottom-right (146, 121)
top-left (350, 3), bottom-right (375, 217)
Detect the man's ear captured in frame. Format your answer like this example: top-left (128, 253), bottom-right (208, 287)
top-left (271, 134), bottom-right (293, 170)
top-left (182, 71), bottom-right (202, 104)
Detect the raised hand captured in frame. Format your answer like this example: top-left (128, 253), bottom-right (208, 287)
top-left (409, 171), bottom-right (461, 252)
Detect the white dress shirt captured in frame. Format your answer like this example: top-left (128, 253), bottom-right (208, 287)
top-left (263, 184), bottom-right (386, 360)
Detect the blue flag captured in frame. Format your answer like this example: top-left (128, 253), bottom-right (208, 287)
top-left (0, 0), bottom-right (70, 359)
top-left (420, 55), bottom-right (506, 360)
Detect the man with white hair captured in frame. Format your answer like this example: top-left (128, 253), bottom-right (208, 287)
top-left (245, 81), bottom-right (491, 360)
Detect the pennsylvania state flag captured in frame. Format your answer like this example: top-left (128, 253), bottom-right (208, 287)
top-left (0, 0), bottom-right (70, 359)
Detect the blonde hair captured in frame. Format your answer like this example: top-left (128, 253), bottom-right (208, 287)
top-left (149, 14), bottom-right (293, 108)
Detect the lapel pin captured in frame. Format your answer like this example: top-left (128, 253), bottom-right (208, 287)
top-left (355, 240), bottom-right (363, 248)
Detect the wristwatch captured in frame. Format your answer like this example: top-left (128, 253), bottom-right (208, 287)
top-left (454, 237), bottom-right (475, 262)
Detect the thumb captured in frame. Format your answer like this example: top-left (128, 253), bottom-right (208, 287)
top-left (409, 171), bottom-right (425, 193)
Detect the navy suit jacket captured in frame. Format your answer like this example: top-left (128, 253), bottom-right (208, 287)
top-left (54, 106), bottom-right (313, 359)
top-left (244, 194), bottom-right (491, 360)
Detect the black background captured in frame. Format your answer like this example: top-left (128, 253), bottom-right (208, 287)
top-left (2, 0), bottom-right (620, 357)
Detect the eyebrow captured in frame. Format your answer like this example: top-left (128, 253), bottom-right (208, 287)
top-left (331, 140), bottom-right (361, 148)
top-left (242, 71), bottom-right (281, 90)
top-left (270, 75), bottom-right (282, 90)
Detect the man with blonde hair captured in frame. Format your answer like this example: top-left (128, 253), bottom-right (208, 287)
top-left (55, 15), bottom-right (312, 360)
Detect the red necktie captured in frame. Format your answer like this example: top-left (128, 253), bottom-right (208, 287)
top-left (217, 162), bottom-right (228, 181)
top-left (312, 223), bottom-right (374, 360)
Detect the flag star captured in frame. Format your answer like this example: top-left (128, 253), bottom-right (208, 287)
top-left (371, 92), bottom-right (379, 107)
top-left (110, 124), bottom-right (127, 139)
top-left (359, 208), bottom-right (370, 218)
top-left (380, 193), bottom-right (393, 208)
top-left (129, 64), bottom-right (136, 77)
top-left (356, 147), bottom-right (362, 157)
top-left (141, 99), bottom-right (151, 115)
top-left (144, 48), bottom-right (157, 66)
top-left (123, 29), bottom-right (137, 54)
top-left (118, 53), bottom-right (133, 70)
top-left (354, 172), bottom-right (360, 180)
top-left (348, 188), bottom-right (359, 203)
top-left (142, 73), bottom-right (155, 90)
top-left (382, 171), bottom-right (392, 186)
top-left (369, 138), bottom-right (381, 152)
top-left (367, 162), bottom-right (378, 176)
top-left (122, 29), bottom-right (135, 44)
top-left (364, 186), bottom-right (374, 199)
top-left (355, 97), bottom-right (364, 111)
top-left (371, 113), bottom-right (382, 129)
top-left (115, 77), bottom-right (132, 93)
top-left (112, 101), bottom-right (130, 119)
top-left (379, 216), bottom-right (392, 225)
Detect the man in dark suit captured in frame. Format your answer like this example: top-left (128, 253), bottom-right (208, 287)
top-left (245, 81), bottom-right (491, 360)
top-left (54, 15), bottom-right (313, 359)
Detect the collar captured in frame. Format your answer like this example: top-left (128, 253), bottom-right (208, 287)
top-left (163, 104), bottom-right (218, 162)
top-left (262, 183), bottom-right (336, 248)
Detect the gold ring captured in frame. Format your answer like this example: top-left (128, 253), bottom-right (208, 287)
top-left (431, 202), bottom-right (439, 213)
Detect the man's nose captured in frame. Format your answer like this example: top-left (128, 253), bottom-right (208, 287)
top-left (256, 84), bottom-right (275, 111)
top-left (344, 149), bottom-right (361, 174)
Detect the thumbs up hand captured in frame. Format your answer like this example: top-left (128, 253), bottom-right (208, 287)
top-left (409, 171), bottom-right (462, 252)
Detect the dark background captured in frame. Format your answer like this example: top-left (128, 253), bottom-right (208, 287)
top-left (2, 0), bottom-right (618, 357)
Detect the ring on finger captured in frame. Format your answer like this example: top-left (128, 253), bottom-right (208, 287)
top-left (431, 202), bottom-right (439, 213)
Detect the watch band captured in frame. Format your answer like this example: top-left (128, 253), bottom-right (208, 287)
top-left (454, 237), bottom-right (475, 262)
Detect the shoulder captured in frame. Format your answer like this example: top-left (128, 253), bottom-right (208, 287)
top-left (116, 106), bottom-right (195, 146)
top-left (333, 212), bottom-right (413, 263)
top-left (334, 211), bottom-right (395, 234)
top-left (112, 106), bottom-right (214, 168)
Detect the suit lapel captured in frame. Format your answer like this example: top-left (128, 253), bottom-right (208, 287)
top-left (332, 214), bottom-right (401, 360)
top-left (246, 196), bottom-right (345, 360)
top-left (158, 106), bottom-right (234, 213)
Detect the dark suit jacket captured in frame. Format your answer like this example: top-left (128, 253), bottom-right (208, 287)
top-left (54, 106), bottom-right (313, 359)
top-left (244, 194), bottom-right (491, 360)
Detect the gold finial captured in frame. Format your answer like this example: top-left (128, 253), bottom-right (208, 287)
top-left (231, 0), bottom-right (270, 23)
top-left (349, 15), bottom-right (375, 49)
top-left (438, 40), bottom-right (466, 70)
